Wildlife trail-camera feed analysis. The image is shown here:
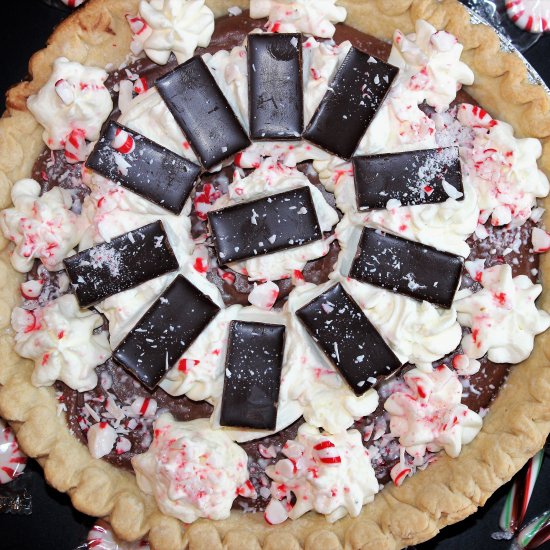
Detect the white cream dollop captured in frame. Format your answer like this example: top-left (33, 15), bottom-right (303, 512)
top-left (11, 294), bottom-right (110, 391)
top-left (210, 159), bottom-right (338, 281)
top-left (27, 57), bottom-right (112, 150)
top-left (265, 423), bottom-right (379, 523)
top-left (284, 282), bottom-right (379, 434)
top-left (250, 0), bottom-right (347, 38)
top-left (0, 179), bottom-right (86, 273)
top-left (132, 414), bottom-right (251, 523)
top-left (358, 19), bottom-right (474, 156)
top-left (203, 45), bottom-right (249, 130)
top-left (133, 0), bottom-right (214, 65)
top-left (384, 366), bottom-right (482, 459)
top-left (457, 103), bottom-right (550, 228)
top-left (454, 264), bottom-right (550, 364)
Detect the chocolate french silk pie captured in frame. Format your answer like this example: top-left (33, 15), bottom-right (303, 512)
top-left (1, 1), bottom-right (550, 549)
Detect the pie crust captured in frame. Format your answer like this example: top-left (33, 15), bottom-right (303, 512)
top-left (0, 1), bottom-right (549, 549)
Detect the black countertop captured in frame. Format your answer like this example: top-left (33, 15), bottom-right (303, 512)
top-left (0, 1), bottom-right (549, 549)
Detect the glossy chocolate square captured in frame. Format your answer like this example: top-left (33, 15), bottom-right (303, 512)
top-left (220, 320), bottom-right (285, 430)
top-left (296, 283), bottom-right (401, 395)
top-left (113, 275), bottom-right (220, 390)
top-left (248, 33), bottom-right (303, 140)
top-left (349, 227), bottom-right (464, 309)
top-left (156, 56), bottom-right (251, 170)
top-left (86, 121), bottom-right (201, 214)
top-left (208, 186), bottom-right (322, 264)
top-left (353, 146), bottom-right (463, 210)
top-left (303, 47), bottom-right (398, 159)
top-left (64, 221), bottom-right (179, 308)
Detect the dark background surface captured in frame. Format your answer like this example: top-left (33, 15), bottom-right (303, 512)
top-left (0, 1), bottom-right (549, 549)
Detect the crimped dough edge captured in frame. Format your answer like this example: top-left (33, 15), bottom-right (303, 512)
top-left (0, 1), bottom-right (549, 549)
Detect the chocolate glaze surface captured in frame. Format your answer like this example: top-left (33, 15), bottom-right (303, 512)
top-left (28, 11), bottom-right (542, 513)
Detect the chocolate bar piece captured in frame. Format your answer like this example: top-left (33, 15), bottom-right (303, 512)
top-left (349, 228), bottom-right (463, 309)
top-left (248, 33), bottom-right (303, 140)
top-left (64, 221), bottom-right (179, 308)
top-left (156, 56), bottom-right (250, 170)
top-left (353, 146), bottom-right (463, 210)
top-left (86, 121), bottom-right (201, 214)
top-left (220, 321), bottom-right (285, 430)
top-left (113, 275), bottom-right (220, 390)
top-left (303, 47), bottom-right (398, 160)
top-left (296, 283), bottom-right (401, 395)
top-left (208, 187), bottom-right (322, 264)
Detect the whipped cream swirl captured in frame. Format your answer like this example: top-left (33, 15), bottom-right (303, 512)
top-left (457, 103), bottom-right (550, 227)
top-left (358, 20), bottom-right (474, 155)
top-left (11, 294), bottom-right (110, 391)
top-left (384, 366), bottom-right (483, 459)
top-left (210, 159), bottom-right (338, 281)
top-left (265, 423), bottom-right (379, 523)
top-left (27, 57), bottom-right (112, 150)
top-left (133, 0), bottom-right (215, 65)
top-left (250, 0), bottom-right (347, 38)
top-left (132, 414), bottom-right (252, 523)
top-left (0, 179), bottom-right (86, 273)
top-left (454, 264), bottom-right (550, 363)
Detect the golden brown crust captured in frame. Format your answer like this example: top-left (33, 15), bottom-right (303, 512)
top-left (0, 0), bottom-right (549, 549)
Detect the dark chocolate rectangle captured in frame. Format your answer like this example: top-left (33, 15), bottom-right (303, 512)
top-left (64, 221), bottom-right (179, 308)
top-left (349, 227), bottom-right (463, 309)
top-left (220, 320), bottom-right (285, 430)
top-left (296, 283), bottom-right (401, 395)
top-left (303, 47), bottom-right (398, 160)
top-left (248, 33), bottom-right (303, 140)
top-left (155, 56), bottom-right (251, 170)
top-left (113, 275), bottom-right (220, 390)
top-left (207, 186), bottom-right (322, 264)
top-left (353, 146), bottom-right (463, 210)
top-left (86, 121), bottom-right (201, 214)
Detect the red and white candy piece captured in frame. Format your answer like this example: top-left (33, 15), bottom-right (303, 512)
top-left (452, 354), bottom-right (481, 376)
top-left (313, 440), bottom-right (342, 464)
top-left (87, 519), bottom-right (150, 550)
top-left (87, 422), bottom-right (117, 459)
top-left (264, 498), bottom-right (289, 525)
top-left (390, 461), bottom-right (412, 487)
top-left (20, 279), bottom-right (44, 300)
top-left (532, 227), bottom-right (550, 253)
top-left (111, 128), bottom-right (135, 155)
top-left (0, 418), bottom-right (27, 484)
top-left (133, 77), bottom-right (148, 95)
top-left (130, 397), bottom-right (157, 418)
top-left (61, 0), bottom-right (87, 7)
top-left (506, 0), bottom-right (550, 33)
top-left (54, 78), bottom-right (75, 105)
top-left (64, 128), bottom-right (88, 164)
top-left (248, 281), bottom-right (279, 310)
top-left (236, 479), bottom-right (257, 499)
top-left (126, 15), bottom-right (149, 36)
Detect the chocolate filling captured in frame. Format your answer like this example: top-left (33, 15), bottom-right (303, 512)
top-left (29, 11), bottom-right (541, 513)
